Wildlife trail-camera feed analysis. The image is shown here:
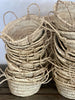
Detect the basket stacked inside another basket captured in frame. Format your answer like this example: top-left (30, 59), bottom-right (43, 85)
top-left (0, 4), bottom-right (53, 97)
top-left (51, 0), bottom-right (75, 99)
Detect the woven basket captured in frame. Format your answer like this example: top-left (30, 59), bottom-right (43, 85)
top-left (5, 51), bottom-right (49, 70)
top-left (5, 69), bottom-right (41, 97)
top-left (8, 80), bottom-right (41, 97)
top-left (6, 55), bottom-right (49, 71)
top-left (56, 83), bottom-right (75, 99)
top-left (53, 69), bottom-right (70, 82)
top-left (59, 30), bottom-right (75, 40)
top-left (54, 46), bottom-right (75, 65)
top-left (54, 35), bottom-right (75, 61)
top-left (6, 66), bottom-right (48, 82)
top-left (2, 14), bottom-right (43, 45)
top-left (53, 62), bottom-right (75, 82)
top-left (55, 34), bottom-right (75, 56)
top-left (56, 56), bottom-right (75, 70)
top-left (5, 66), bottom-right (52, 84)
top-left (54, 66), bottom-right (75, 81)
top-left (5, 36), bottom-right (50, 58)
top-left (7, 49), bottom-right (45, 61)
top-left (6, 52), bottom-right (48, 63)
top-left (5, 25), bottom-right (51, 50)
top-left (1, 3), bottom-right (52, 48)
top-left (53, 71), bottom-right (75, 99)
top-left (0, 62), bottom-right (52, 97)
top-left (1, 8), bottom-right (44, 45)
top-left (0, 3), bottom-right (53, 97)
top-left (53, 28), bottom-right (75, 50)
top-left (6, 48), bottom-right (47, 62)
top-left (0, 65), bottom-right (52, 97)
top-left (54, 0), bottom-right (75, 31)
top-left (55, 56), bottom-right (75, 72)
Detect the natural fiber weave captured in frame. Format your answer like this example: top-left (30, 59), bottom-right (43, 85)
top-left (0, 3), bottom-right (55, 97)
top-left (53, 71), bottom-right (75, 99)
top-left (44, 4), bottom-right (75, 99)
top-left (0, 65), bottom-right (52, 97)
top-left (54, 0), bottom-right (75, 31)
top-left (5, 51), bottom-right (49, 70)
top-left (1, 15), bottom-right (44, 45)
top-left (54, 35), bottom-right (75, 62)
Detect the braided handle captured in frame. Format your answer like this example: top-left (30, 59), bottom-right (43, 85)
top-left (27, 3), bottom-right (40, 17)
top-left (1, 11), bottom-right (18, 42)
top-left (48, 11), bottom-right (58, 29)
top-left (3, 11), bottom-right (18, 26)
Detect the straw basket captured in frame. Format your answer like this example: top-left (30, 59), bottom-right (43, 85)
top-left (0, 66), bottom-right (52, 97)
top-left (8, 80), bottom-right (41, 97)
top-left (0, 2), bottom-right (54, 98)
top-left (54, 34), bottom-right (75, 56)
top-left (53, 71), bottom-right (75, 99)
top-left (5, 26), bottom-right (50, 50)
top-left (54, 46), bottom-right (75, 66)
top-left (54, 0), bottom-right (75, 31)
top-left (5, 47), bottom-right (49, 70)
top-left (54, 35), bottom-right (75, 61)
top-left (5, 68), bottom-right (42, 97)
top-left (6, 55), bottom-right (49, 71)
top-left (59, 31), bottom-right (75, 40)
top-left (0, 3), bottom-right (51, 48)
top-left (43, 1), bottom-right (75, 99)
top-left (5, 36), bottom-right (50, 61)
top-left (55, 30), bottom-right (75, 49)
top-left (5, 66), bottom-right (49, 82)
top-left (1, 14), bottom-right (43, 45)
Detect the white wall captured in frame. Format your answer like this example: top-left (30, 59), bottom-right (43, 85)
top-left (0, 0), bottom-right (74, 64)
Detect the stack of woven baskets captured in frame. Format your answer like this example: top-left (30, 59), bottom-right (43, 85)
top-left (0, 0), bottom-right (75, 99)
top-left (51, 0), bottom-right (75, 99)
top-left (0, 4), bottom-right (52, 97)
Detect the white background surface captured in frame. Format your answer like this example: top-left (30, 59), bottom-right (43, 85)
top-left (0, 0), bottom-right (74, 64)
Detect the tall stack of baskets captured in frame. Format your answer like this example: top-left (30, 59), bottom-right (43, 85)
top-left (0, 4), bottom-right (53, 97)
top-left (49, 0), bottom-right (75, 99)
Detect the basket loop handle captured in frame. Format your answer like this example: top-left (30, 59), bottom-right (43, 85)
top-left (48, 11), bottom-right (54, 23)
top-left (48, 11), bottom-right (58, 29)
top-left (3, 11), bottom-right (18, 26)
top-left (55, 0), bottom-right (61, 11)
top-left (27, 3), bottom-right (40, 17)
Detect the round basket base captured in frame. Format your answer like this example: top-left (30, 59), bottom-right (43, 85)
top-left (8, 81), bottom-right (41, 97)
top-left (56, 84), bottom-right (75, 99)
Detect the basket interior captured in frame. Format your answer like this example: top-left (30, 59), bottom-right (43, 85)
top-left (4, 18), bottom-right (41, 41)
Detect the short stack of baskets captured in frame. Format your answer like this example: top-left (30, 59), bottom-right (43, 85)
top-left (0, 4), bottom-right (52, 97)
top-left (50, 0), bottom-right (75, 99)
